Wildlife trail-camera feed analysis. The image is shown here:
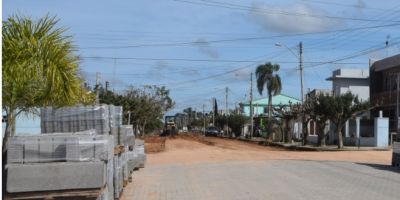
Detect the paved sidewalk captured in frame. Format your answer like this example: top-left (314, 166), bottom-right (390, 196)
top-left (122, 160), bottom-right (400, 200)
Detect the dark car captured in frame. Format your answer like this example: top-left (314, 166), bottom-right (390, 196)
top-left (205, 126), bottom-right (219, 137)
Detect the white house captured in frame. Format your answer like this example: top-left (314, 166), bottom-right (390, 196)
top-left (325, 68), bottom-right (374, 146)
top-left (326, 68), bottom-right (370, 101)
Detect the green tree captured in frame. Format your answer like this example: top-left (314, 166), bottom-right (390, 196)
top-left (312, 94), bottom-right (331, 146)
top-left (273, 103), bottom-right (301, 143)
top-left (255, 62), bottom-right (282, 118)
top-left (2, 15), bottom-right (94, 148)
top-left (215, 115), bottom-right (228, 131)
top-left (318, 93), bottom-right (369, 149)
top-left (99, 85), bottom-right (175, 135)
top-left (227, 113), bottom-right (248, 137)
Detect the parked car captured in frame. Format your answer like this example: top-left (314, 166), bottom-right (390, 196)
top-left (205, 126), bottom-right (219, 137)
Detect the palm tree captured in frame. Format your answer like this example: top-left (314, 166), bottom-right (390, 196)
top-left (255, 62), bottom-right (282, 118)
top-left (2, 15), bottom-right (94, 149)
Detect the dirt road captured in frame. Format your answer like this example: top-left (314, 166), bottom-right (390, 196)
top-left (148, 136), bottom-right (392, 165)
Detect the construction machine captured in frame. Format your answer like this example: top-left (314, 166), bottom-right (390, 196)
top-left (160, 115), bottom-right (177, 136)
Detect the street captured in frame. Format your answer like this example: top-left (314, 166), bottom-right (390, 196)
top-left (121, 137), bottom-right (399, 200)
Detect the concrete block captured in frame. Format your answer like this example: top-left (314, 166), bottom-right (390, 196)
top-left (39, 137), bottom-right (53, 162)
top-left (119, 126), bottom-right (135, 147)
top-left (128, 159), bottom-right (137, 172)
top-left (7, 137), bottom-right (24, 164)
top-left (113, 156), bottom-right (123, 198)
top-left (106, 159), bottom-right (114, 200)
top-left (111, 126), bottom-right (119, 147)
top-left (137, 154), bottom-right (146, 168)
top-left (66, 135), bottom-right (112, 162)
top-left (7, 161), bottom-right (107, 193)
top-left (52, 136), bottom-right (68, 162)
top-left (24, 137), bottom-right (40, 163)
top-left (135, 139), bottom-right (144, 147)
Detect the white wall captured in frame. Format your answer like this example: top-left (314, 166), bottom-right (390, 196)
top-left (333, 78), bottom-right (369, 101)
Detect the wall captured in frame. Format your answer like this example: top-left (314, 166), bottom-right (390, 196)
top-left (333, 78), bottom-right (370, 101)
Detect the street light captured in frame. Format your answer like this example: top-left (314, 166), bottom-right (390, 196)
top-left (275, 43), bottom-right (299, 59)
top-left (275, 42), bottom-right (304, 103)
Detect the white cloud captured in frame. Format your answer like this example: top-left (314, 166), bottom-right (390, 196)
top-left (233, 67), bottom-right (251, 81)
top-left (354, 0), bottom-right (366, 9)
top-left (249, 2), bottom-right (343, 33)
top-left (194, 38), bottom-right (219, 59)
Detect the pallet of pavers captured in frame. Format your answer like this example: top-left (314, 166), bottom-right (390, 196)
top-left (393, 142), bottom-right (400, 167)
top-left (41, 104), bottom-right (123, 144)
top-left (134, 139), bottom-right (147, 169)
top-left (5, 130), bottom-right (114, 200)
top-left (6, 104), bottom-right (145, 200)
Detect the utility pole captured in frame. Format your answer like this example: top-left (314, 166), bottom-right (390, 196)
top-left (95, 72), bottom-right (100, 105)
top-left (113, 58), bottom-right (116, 93)
top-left (212, 98), bottom-right (215, 126)
top-left (250, 72), bottom-right (254, 137)
top-left (225, 87), bottom-right (228, 116)
top-left (397, 73), bottom-right (399, 133)
top-left (225, 87), bottom-right (229, 136)
top-left (299, 42), bottom-right (304, 104)
top-left (299, 42), bottom-right (306, 145)
top-left (203, 104), bottom-right (206, 135)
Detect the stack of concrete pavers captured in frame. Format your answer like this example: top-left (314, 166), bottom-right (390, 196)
top-left (119, 125), bottom-right (135, 148)
top-left (40, 104), bottom-right (122, 137)
top-left (134, 139), bottom-right (146, 169)
top-left (125, 150), bottom-right (137, 173)
top-left (39, 105), bottom-right (125, 199)
top-left (6, 104), bottom-right (143, 200)
top-left (113, 154), bottom-right (123, 199)
top-left (393, 142), bottom-right (400, 167)
top-left (6, 131), bottom-right (113, 200)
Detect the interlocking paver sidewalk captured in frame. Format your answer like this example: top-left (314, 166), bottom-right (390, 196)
top-left (122, 160), bottom-right (400, 200)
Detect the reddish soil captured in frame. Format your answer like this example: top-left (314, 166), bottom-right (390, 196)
top-left (147, 136), bottom-right (392, 165)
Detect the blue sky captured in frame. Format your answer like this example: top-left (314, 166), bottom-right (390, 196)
top-left (3, 0), bottom-right (400, 119)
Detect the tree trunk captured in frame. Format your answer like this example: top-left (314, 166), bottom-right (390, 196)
top-left (142, 120), bottom-right (147, 136)
top-left (302, 119), bottom-right (308, 146)
top-left (281, 122), bottom-right (285, 143)
top-left (284, 119), bottom-right (292, 143)
top-left (268, 93), bottom-right (273, 118)
top-left (317, 121), bottom-right (326, 147)
top-left (3, 110), bottom-right (15, 198)
top-left (2, 111), bottom-right (15, 153)
top-left (337, 121), bottom-right (344, 149)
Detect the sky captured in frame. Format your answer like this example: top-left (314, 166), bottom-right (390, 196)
top-left (3, 0), bottom-right (400, 125)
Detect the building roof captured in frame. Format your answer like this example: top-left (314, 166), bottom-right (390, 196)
top-left (370, 54), bottom-right (400, 72)
top-left (241, 94), bottom-right (301, 106)
top-left (326, 68), bottom-right (369, 81)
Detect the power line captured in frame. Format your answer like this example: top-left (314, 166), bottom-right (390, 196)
top-left (305, 39), bottom-right (400, 69)
top-left (174, 0), bottom-right (400, 23)
top-left (300, 0), bottom-right (399, 12)
top-left (305, 4), bottom-right (400, 51)
top-left (81, 23), bottom-right (400, 49)
top-left (82, 56), bottom-right (368, 64)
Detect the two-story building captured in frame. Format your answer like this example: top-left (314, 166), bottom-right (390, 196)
top-left (370, 54), bottom-right (400, 133)
top-left (325, 68), bottom-right (371, 145)
top-left (326, 68), bottom-right (370, 101)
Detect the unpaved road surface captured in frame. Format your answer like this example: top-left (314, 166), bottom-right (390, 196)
top-left (121, 136), bottom-right (399, 200)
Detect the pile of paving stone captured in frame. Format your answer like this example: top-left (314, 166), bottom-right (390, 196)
top-left (5, 104), bottom-right (146, 200)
